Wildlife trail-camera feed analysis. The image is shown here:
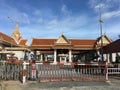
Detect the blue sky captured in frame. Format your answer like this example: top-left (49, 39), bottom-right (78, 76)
top-left (0, 0), bottom-right (120, 42)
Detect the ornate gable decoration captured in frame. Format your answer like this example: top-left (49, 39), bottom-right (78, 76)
top-left (56, 34), bottom-right (70, 44)
top-left (52, 34), bottom-right (73, 49)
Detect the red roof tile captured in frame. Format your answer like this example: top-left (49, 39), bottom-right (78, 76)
top-left (19, 39), bottom-right (27, 46)
top-left (31, 38), bottom-right (55, 45)
top-left (70, 39), bottom-right (96, 45)
top-left (0, 32), bottom-right (17, 45)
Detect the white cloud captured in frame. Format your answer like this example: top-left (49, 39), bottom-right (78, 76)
top-left (61, 4), bottom-right (71, 16)
top-left (37, 18), bottom-right (44, 24)
top-left (0, 2), bottom-right (30, 24)
top-left (102, 10), bottom-right (120, 19)
top-left (48, 19), bottom-right (58, 25)
top-left (89, 0), bottom-right (120, 12)
top-left (104, 22), bottom-right (120, 40)
top-left (47, 15), bottom-right (90, 32)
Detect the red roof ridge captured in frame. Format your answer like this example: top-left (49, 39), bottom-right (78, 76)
top-left (32, 38), bottom-right (56, 40)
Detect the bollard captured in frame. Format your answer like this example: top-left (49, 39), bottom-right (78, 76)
top-left (105, 62), bottom-right (108, 81)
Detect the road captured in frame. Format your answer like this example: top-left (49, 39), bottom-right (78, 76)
top-left (1, 78), bottom-right (120, 90)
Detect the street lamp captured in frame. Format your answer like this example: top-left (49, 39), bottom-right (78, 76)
top-left (99, 1), bottom-right (104, 61)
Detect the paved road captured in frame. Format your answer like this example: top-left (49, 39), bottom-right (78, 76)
top-left (1, 79), bottom-right (120, 90)
top-left (23, 81), bottom-right (120, 90)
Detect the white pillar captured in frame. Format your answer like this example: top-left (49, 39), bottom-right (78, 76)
top-left (65, 56), bottom-right (67, 63)
top-left (69, 49), bottom-right (72, 63)
top-left (106, 54), bottom-right (109, 63)
top-left (23, 61), bottom-right (26, 84)
top-left (112, 53), bottom-right (116, 62)
top-left (107, 54), bottom-right (110, 63)
top-left (60, 57), bottom-right (62, 63)
top-left (45, 55), bottom-right (47, 61)
top-left (103, 54), bottom-right (107, 61)
top-left (54, 49), bottom-right (57, 64)
top-left (40, 54), bottom-right (43, 61)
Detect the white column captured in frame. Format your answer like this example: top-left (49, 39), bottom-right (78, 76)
top-left (107, 54), bottom-right (110, 63)
top-left (106, 54), bottom-right (109, 63)
top-left (64, 57), bottom-right (67, 63)
top-left (40, 54), bottom-right (43, 61)
top-left (60, 57), bottom-right (62, 63)
top-left (112, 53), bottom-right (116, 62)
top-left (103, 54), bottom-right (107, 61)
top-left (69, 49), bottom-right (72, 63)
top-left (45, 55), bottom-right (47, 61)
top-left (54, 49), bottom-right (57, 64)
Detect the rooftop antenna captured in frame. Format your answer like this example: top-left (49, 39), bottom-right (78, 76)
top-left (99, 0), bottom-right (104, 61)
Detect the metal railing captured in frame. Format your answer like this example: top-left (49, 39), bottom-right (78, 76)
top-left (0, 61), bottom-right (109, 83)
top-left (108, 64), bottom-right (120, 79)
top-left (37, 63), bottom-right (107, 82)
top-left (0, 61), bottom-right (23, 81)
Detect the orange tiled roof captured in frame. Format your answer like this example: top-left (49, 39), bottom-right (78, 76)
top-left (30, 38), bottom-right (97, 49)
top-left (19, 39), bottom-right (27, 46)
top-left (31, 38), bottom-right (56, 45)
top-left (0, 32), bottom-right (17, 46)
top-left (70, 39), bottom-right (96, 45)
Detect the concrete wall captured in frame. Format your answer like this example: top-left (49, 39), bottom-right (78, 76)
top-left (12, 51), bottom-right (25, 60)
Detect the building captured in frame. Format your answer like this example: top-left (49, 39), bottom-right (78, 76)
top-left (0, 24), bottom-right (112, 63)
top-left (30, 33), bottom-right (112, 64)
top-left (0, 24), bottom-right (29, 61)
top-left (102, 39), bottom-right (120, 63)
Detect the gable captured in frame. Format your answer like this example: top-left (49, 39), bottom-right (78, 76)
top-left (56, 34), bottom-right (70, 44)
top-left (96, 34), bottom-right (112, 49)
top-left (98, 36), bottom-right (110, 44)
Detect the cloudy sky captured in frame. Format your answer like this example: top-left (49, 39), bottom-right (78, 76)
top-left (0, 0), bottom-right (120, 42)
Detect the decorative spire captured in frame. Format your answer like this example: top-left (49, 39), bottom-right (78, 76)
top-left (12, 23), bottom-right (22, 43)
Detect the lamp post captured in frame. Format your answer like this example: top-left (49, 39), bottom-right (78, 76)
top-left (99, 1), bottom-right (104, 61)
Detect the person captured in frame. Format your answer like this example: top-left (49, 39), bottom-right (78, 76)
top-left (29, 52), bottom-right (34, 60)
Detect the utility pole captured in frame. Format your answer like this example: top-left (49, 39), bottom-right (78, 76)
top-left (99, 0), bottom-right (104, 61)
